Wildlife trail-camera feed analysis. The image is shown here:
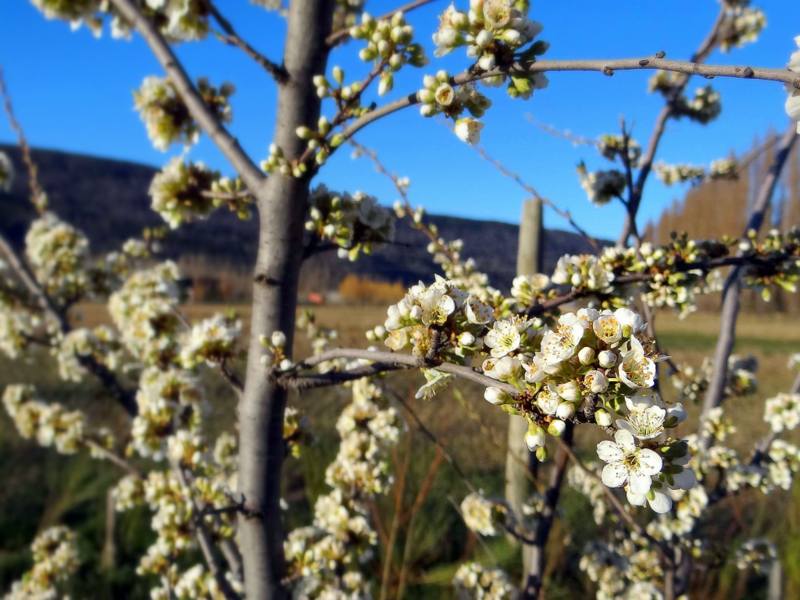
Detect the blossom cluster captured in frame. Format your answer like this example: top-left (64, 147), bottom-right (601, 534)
top-left (576, 163), bottom-right (626, 206)
top-left (148, 157), bottom-right (220, 228)
top-left (719, 4), bottom-right (767, 52)
top-left (675, 86), bottom-right (722, 124)
top-left (432, 0), bottom-right (549, 106)
top-left (179, 312), bottom-right (241, 369)
top-left (671, 354), bottom-right (757, 405)
top-left (655, 157), bottom-right (739, 187)
top-left (597, 134), bottom-right (641, 165)
top-left (764, 392), bottom-right (800, 432)
top-left (417, 70), bottom-right (491, 141)
top-left (552, 254), bottom-right (613, 291)
top-left (131, 366), bottom-right (202, 460)
top-left (378, 275), bottom-right (692, 512)
top-left (32, 0), bottom-right (212, 43)
top-left (285, 378), bottom-right (400, 597)
top-left (452, 562), bottom-right (514, 599)
top-left (578, 536), bottom-right (663, 600)
top-left (4, 525), bottom-right (79, 599)
top-left (647, 75), bottom-right (722, 125)
top-left (460, 492), bottom-right (507, 536)
top-left (350, 11), bottom-right (427, 96)
top-left (54, 325), bottom-right (124, 382)
top-left (25, 212), bottom-right (90, 303)
top-left (108, 260), bottom-right (183, 365)
top-left (736, 539), bottom-right (777, 573)
top-left (306, 186), bottom-right (395, 260)
top-left (0, 292), bottom-right (38, 360)
top-left (3, 384), bottom-right (86, 455)
top-left (134, 76), bottom-right (233, 151)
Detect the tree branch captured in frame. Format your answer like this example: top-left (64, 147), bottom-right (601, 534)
top-left (325, 0), bottom-right (439, 47)
top-left (698, 125), bottom-right (798, 447)
top-left (335, 55), bottom-right (798, 151)
top-left (284, 348), bottom-right (520, 395)
top-left (619, 8), bottom-right (727, 246)
top-left (107, 0), bottom-right (266, 192)
top-left (205, 0), bottom-right (288, 83)
top-left (520, 424), bottom-right (573, 599)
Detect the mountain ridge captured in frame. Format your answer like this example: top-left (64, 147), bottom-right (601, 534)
top-left (0, 144), bottom-right (601, 291)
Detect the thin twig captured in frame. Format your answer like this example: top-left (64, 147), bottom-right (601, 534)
top-left (108, 0), bottom-right (265, 191)
top-left (205, 0), bottom-right (288, 82)
top-left (326, 0), bottom-right (439, 47)
top-left (335, 55), bottom-right (799, 154)
top-left (471, 142), bottom-right (600, 251)
top-left (0, 68), bottom-right (45, 211)
top-left (385, 387), bottom-right (477, 492)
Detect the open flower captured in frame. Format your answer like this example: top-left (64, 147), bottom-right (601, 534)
top-left (417, 284), bottom-right (455, 326)
top-left (484, 319), bottom-right (521, 357)
top-left (454, 117), bottom-right (483, 144)
top-left (540, 314), bottom-right (584, 365)
top-left (626, 486), bottom-right (673, 514)
top-left (618, 337), bottom-right (656, 389)
top-left (616, 401), bottom-right (666, 440)
top-left (592, 313), bottom-right (622, 345)
top-left (596, 430), bottom-right (662, 495)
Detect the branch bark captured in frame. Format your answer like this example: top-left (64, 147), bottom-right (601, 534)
top-left (618, 8), bottom-right (726, 245)
top-left (107, 0), bottom-right (265, 193)
top-left (336, 55), bottom-right (798, 150)
top-left (699, 125), bottom-right (798, 447)
top-left (520, 424), bottom-right (573, 600)
top-left (234, 2), bottom-right (335, 598)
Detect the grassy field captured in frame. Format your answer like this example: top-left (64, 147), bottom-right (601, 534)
top-left (1, 305), bottom-right (799, 598)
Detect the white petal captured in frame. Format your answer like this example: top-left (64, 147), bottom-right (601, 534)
top-left (648, 490), bottom-right (673, 514)
top-left (625, 488), bottom-right (646, 506)
top-left (601, 463), bottom-right (628, 488)
top-left (637, 448), bottom-right (663, 476)
top-left (613, 429), bottom-right (636, 451)
top-left (596, 441), bottom-right (624, 464)
top-left (628, 470), bottom-right (652, 495)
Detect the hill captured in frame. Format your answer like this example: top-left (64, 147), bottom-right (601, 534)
top-left (0, 145), bottom-right (600, 293)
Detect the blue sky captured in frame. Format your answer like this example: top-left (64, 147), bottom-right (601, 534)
top-left (1, 1), bottom-right (798, 238)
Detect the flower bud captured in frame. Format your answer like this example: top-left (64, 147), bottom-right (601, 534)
top-left (332, 66), bottom-right (344, 84)
top-left (271, 331), bottom-right (286, 347)
top-left (484, 386), bottom-right (509, 405)
top-left (584, 370), bottom-right (608, 394)
top-left (556, 401), bottom-right (575, 420)
top-left (578, 347), bottom-right (595, 365)
top-left (525, 425), bottom-right (545, 450)
top-left (548, 419), bottom-right (566, 437)
top-left (556, 381), bottom-right (581, 402)
top-left (459, 332), bottom-right (476, 346)
top-left (594, 408), bottom-right (612, 427)
top-left (295, 126), bottom-right (313, 140)
top-left (598, 350), bottom-right (617, 368)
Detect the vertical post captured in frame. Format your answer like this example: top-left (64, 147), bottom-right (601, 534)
top-left (506, 199), bottom-right (543, 568)
top-left (767, 559), bottom-right (783, 600)
top-left (101, 488), bottom-right (117, 570)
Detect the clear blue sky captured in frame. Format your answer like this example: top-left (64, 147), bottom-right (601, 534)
top-left (1, 1), bottom-right (798, 238)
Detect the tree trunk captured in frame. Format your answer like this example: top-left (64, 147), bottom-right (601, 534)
top-left (506, 199), bottom-right (543, 577)
top-left (237, 2), bottom-right (334, 598)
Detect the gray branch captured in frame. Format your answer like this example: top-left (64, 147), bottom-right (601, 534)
top-left (698, 125), bottom-right (798, 448)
